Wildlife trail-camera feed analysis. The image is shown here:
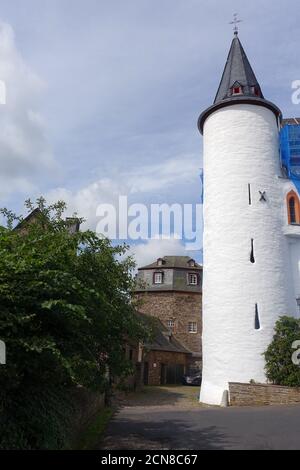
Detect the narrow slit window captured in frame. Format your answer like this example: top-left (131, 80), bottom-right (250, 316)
top-left (248, 184), bottom-right (252, 205)
top-left (255, 304), bottom-right (260, 330)
top-left (250, 239), bottom-right (255, 264)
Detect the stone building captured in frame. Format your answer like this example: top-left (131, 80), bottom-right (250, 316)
top-left (120, 316), bottom-right (191, 388)
top-left (142, 316), bottom-right (191, 386)
top-left (135, 256), bottom-right (202, 384)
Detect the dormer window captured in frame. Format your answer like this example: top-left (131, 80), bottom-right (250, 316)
top-left (154, 272), bottom-right (163, 285)
top-left (157, 258), bottom-right (164, 267)
top-left (232, 86), bottom-right (243, 95)
top-left (251, 86), bottom-right (260, 97)
top-left (188, 259), bottom-right (196, 267)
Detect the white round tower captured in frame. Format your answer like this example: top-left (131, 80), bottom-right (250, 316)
top-left (199, 33), bottom-right (292, 405)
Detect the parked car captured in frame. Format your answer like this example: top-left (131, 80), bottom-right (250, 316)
top-left (182, 371), bottom-right (202, 386)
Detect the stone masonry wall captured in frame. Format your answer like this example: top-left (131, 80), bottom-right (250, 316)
top-left (136, 291), bottom-right (202, 361)
top-left (70, 387), bottom-right (105, 444)
top-left (229, 382), bottom-right (300, 406)
top-left (145, 350), bottom-right (188, 386)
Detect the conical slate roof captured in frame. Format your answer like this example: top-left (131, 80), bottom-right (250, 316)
top-left (214, 34), bottom-right (263, 103)
top-left (198, 34), bottom-right (282, 134)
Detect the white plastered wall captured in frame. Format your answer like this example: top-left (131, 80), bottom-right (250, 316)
top-left (200, 104), bottom-right (293, 405)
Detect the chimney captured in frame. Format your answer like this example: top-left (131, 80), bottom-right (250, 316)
top-left (66, 218), bottom-right (80, 234)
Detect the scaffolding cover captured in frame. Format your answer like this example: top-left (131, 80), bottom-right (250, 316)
top-left (280, 122), bottom-right (300, 195)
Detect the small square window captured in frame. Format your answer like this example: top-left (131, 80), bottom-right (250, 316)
top-left (188, 322), bottom-right (197, 334)
top-left (232, 86), bottom-right (242, 95)
top-left (154, 272), bottom-right (163, 284)
top-left (188, 273), bottom-right (198, 286)
top-left (167, 320), bottom-right (175, 329)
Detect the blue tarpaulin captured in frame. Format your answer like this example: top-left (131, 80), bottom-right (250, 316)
top-left (280, 123), bottom-right (300, 195)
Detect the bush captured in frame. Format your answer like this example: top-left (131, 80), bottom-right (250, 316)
top-left (0, 198), bottom-right (150, 449)
top-left (0, 386), bottom-right (75, 450)
top-left (264, 316), bottom-right (300, 387)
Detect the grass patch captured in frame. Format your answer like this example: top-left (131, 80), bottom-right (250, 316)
top-left (75, 407), bottom-right (114, 450)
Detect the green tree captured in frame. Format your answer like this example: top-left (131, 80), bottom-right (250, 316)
top-left (264, 316), bottom-right (300, 387)
top-left (0, 198), bottom-right (149, 449)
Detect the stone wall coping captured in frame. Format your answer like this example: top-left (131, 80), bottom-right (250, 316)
top-left (229, 382), bottom-right (300, 391)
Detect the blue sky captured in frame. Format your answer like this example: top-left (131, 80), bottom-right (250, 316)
top-left (0, 0), bottom-right (299, 266)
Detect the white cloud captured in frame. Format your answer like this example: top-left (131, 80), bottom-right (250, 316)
top-left (126, 154), bottom-right (200, 194)
top-left (128, 238), bottom-right (188, 269)
top-left (46, 153), bottom-right (201, 230)
top-left (46, 162), bottom-right (204, 267)
top-left (0, 21), bottom-right (56, 201)
top-left (46, 177), bottom-right (127, 229)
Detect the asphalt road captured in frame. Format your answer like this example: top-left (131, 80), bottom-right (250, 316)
top-left (100, 386), bottom-right (300, 450)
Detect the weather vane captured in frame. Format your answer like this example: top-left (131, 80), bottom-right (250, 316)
top-left (230, 13), bottom-right (242, 35)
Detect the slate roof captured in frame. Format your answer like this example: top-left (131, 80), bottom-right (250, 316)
top-left (214, 35), bottom-right (263, 103)
top-left (13, 208), bottom-right (44, 231)
top-left (198, 34), bottom-right (282, 134)
top-left (141, 315), bottom-right (191, 354)
top-left (139, 256), bottom-right (202, 271)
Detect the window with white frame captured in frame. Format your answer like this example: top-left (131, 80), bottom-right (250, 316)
top-left (188, 273), bottom-right (198, 286)
top-left (154, 272), bottom-right (163, 285)
top-left (167, 319), bottom-right (175, 329)
top-left (188, 322), bottom-right (197, 334)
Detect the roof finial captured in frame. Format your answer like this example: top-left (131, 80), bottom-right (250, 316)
top-left (229, 13), bottom-right (242, 36)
